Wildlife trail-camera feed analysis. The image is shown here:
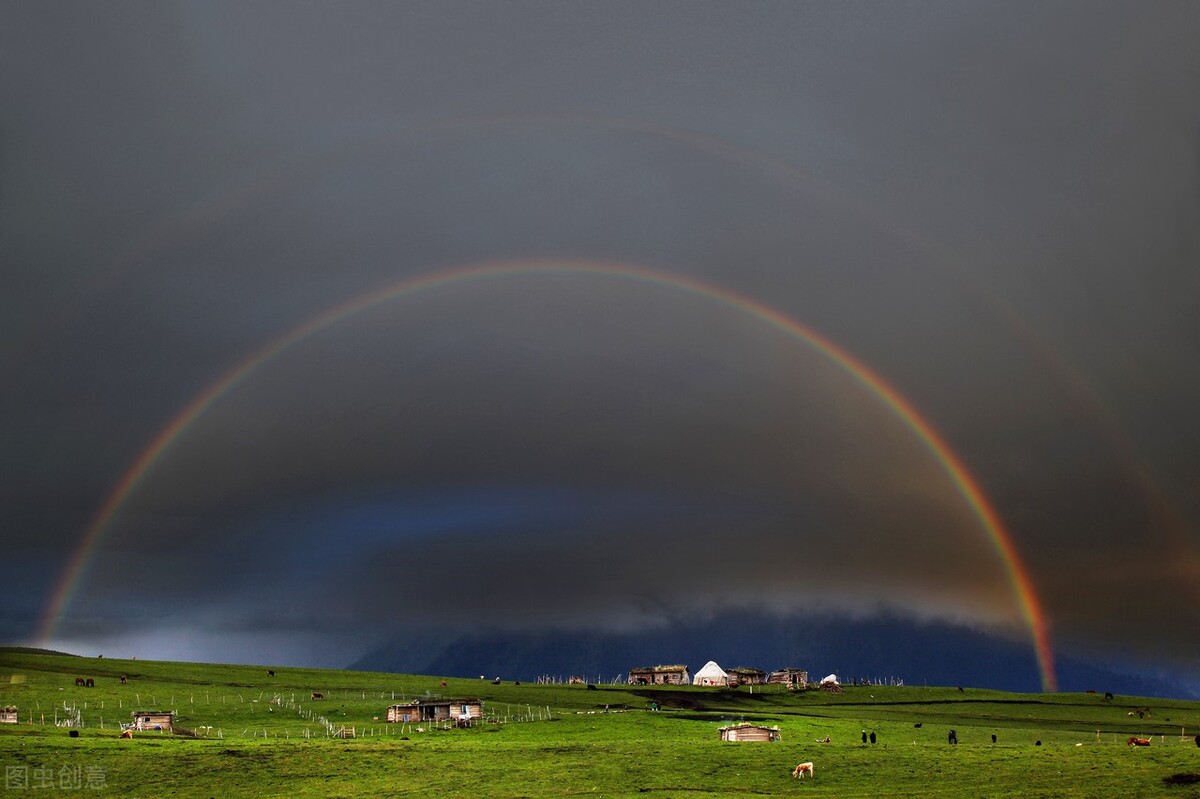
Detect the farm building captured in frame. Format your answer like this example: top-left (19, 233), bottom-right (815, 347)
top-left (692, 661), bottom-right (729, 687)
top-left (130, 711), bottom-right (174, 732)
top-left (386, 698), bottom-right (483, 725)
top-left (726, 667), bottom-right (766, 686)
top-left (718, 723), bottom-right (781, 742)
top-left (767, 668), bottom-right (808, 688)
top-left (0, 706), bottom-right (17, 724)
top-left (628, 665), bottom-right (690, 685)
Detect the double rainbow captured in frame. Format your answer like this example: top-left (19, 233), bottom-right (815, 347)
top-left (36, 259), bottom-right (1056, 690)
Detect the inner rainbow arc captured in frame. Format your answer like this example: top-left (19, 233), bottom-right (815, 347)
top-left (36, 258), bottom-right (1057, 691)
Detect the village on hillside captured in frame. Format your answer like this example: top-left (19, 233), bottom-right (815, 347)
top-left (627, 661), bottom-right (809, 689)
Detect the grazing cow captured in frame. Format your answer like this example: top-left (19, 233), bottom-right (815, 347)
top-left (85, 678), bottom-right (94, 688)
top-left (1036, 740), bottom-right (1042, 746)
top-left (913, 722), bottom-right (922, 728)
top-left (311, 692), bottom-right (324, 700)
top-left (267, 670), bottom-right (275, 677)
top-left (492, 677), bottom-right (502, 685)
top-left (992, 734), bottom-right (997, 744)
top-left (948, 729), bottom-right (958, 745)
top-left (1126, 737), bottom-right (1151, 747)
top-left (861, 730), bottom-right (867, 744)
top-left (75, 677), bottom-right (85, 687)
top-left (120, 675), bottom-right (127, 685)
top-left (120, 730), bottom-right (133, 739)
top-left (586, 684), bottom-right (597, 691)
top-left (1086, 689), bottom-right (1096, 695)
top-left (439, 679), bottom-right (447, 687)
top-left (870, 731), bottom-right (876, 744)
top-left (69, 730), bottom-right (79, 738)
top-left (957, 686), bottom-right (964, 693)
top-left (792, 762), bottom-right (814, 779)
top-left (1104, 692), bottom-right (1113, 700)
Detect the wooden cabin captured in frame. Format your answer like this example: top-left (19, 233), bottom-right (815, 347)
top-left (718, 723), bottom-right (781, 742)
top-left (130, 710), bottom-right (174, 732)
top-left (386, 698), bottom-right (483, 725)
top-left (767, 668), bottom-right (808, 689)
top-left (0, 706), bottom-right (18, 724)
top-left (628, 665), bottom-right (690, 685)
top-left (726, 667), bottom-right (766, 686)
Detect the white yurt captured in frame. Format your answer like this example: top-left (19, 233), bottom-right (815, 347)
top-left (692, 661), bottom-right (729, 687)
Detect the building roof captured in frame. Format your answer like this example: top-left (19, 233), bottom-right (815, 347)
top-left (388, 698), bottom-right (481, 708)
top-left (718, 722), bottom-right (779, 731)
top-left (693, 661), bottom-right (728, 682)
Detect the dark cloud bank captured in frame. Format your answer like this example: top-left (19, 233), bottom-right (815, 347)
top-left (2, 2), bottom-right (1199, 695)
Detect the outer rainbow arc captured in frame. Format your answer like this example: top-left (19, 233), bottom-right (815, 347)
top-left (37, 258), bottom-right (1056, 691)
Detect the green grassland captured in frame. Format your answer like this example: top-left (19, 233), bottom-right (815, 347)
top-left (1, 650), bottom-right (1199, 797)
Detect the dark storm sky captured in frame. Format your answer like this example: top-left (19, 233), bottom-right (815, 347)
top-left (2, 1), bottom-right (1198, 682)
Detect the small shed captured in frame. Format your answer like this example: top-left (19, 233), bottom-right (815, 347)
top-left (767, 668), bottom-right (808, 689)
top-left (628, 665), bottom-right (690, 685)
top-left (130, 711), bottom-right (174, 732)
top-left (692, 661), bottom-right (729, 687)
top-left (386, 698), bottom-right (483, 725)
top-left (726, 667), bottom-right (766, 686)
top-left (0, 706), bottom-right (18, 724)
top-left (718, 723), bottom-right (781, 742)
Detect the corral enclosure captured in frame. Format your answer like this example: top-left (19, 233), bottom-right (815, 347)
top-left (1, 650), bottom-right (1199, 798)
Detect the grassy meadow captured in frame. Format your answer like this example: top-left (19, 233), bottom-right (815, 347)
top-left (1, 649), bottom-right (1199, 797)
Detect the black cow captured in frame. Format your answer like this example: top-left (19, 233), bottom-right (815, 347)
top-left (948, 729), bottom-right (958, 745)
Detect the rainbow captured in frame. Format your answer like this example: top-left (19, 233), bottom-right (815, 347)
top-left (36, 259), bottom-right (1057, 690)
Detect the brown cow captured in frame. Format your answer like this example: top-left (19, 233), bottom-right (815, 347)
top-left (792, 762), bottom-right (814, 779)
top-left (120, 675), bottom-right (127, 685)
top-left (84, 678), bottom-right (94, 688)
top-left (1127, 737), bottom-right (1151, 747)
top-left (74, 677), bottom-right (85, 687)
top-left (311, 692), bottom-right (324, 700)
top-left (120, 729), bottom-right (133, 739)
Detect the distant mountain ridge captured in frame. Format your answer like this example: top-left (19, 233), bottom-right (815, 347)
top-left (349, 613), bottom-right (1196, 699)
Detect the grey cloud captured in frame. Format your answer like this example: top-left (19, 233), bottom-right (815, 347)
top-left (2, 1), bottom-right (1199, 683)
